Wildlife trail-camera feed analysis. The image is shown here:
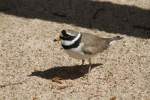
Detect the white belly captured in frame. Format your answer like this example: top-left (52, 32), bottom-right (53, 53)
top-left (65, 43), bottom-right (90, 59)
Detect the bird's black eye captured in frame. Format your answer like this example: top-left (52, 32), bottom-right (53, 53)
top-left (61, 30), bottom-right (70, 37)
top-left (60, 30), bottom-right (76, 40)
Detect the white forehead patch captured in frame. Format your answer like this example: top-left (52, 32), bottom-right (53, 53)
top-left (62, 33), bottom-right (81, 46)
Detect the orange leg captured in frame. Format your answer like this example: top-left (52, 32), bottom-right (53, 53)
top-left (81, 59), bottom-right (85, 65)
top-left (88, 58), bottom-right (92, 73)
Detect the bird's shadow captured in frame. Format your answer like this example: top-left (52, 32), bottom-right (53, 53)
top-left (29, 63), bottom-right (102, 80)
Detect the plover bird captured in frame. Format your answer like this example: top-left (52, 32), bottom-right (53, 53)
top-left (54, 29), bottom-right (123, 73)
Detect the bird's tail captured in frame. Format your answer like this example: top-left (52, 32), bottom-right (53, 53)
top-left (109, 36), bottom-right (123, 45)
top-left (110, 36), bottom-right (123, 42)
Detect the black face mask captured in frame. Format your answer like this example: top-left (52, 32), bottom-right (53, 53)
top-left (60, 30), bottom-right (76, 40)
top-left (61, 34), bottom-right (82, 49)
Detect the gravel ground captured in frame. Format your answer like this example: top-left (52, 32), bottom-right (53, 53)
top-left (0, 0), bottom-right (150, 100)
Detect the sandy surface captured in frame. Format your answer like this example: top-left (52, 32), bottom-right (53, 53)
top-left (0, 0), bottom-right (150, 100)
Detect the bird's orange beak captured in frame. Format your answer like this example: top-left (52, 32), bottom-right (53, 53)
top-left (54, 35), bottom-right (61, 43)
